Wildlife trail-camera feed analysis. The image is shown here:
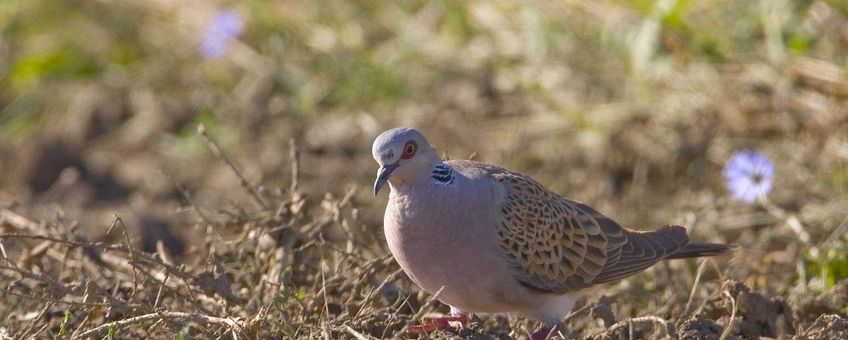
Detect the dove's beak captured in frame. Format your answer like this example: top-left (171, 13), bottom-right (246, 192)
top-left (373, 163), bottom-right (399, 195)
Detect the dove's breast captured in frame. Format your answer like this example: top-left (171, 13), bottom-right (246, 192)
top-left (382, 169), bottom-right (544, 313)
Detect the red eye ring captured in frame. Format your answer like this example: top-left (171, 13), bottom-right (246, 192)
top-left (401, 140), bottom-right (417, 159)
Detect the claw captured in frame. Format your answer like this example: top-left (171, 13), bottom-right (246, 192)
top-left (408, 313), bottom-right (469, 333)
top-left (409, 322), bottom-right (437, 333)
top-left (432, 314), bottom-right (469, 328)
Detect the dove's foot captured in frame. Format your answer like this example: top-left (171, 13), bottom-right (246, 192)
top-left (408, 313), bottom-right (469, 333)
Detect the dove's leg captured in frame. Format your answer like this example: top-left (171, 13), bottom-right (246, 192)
top-left (408, 306), bottom-right (469, 333)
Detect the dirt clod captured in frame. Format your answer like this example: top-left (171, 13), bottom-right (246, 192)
top-left (795, 314), bottom-right (848, 339)
top-left (678, 315), bottom-right (727, 340)
top-left (590, 295), bottom-right (617, 328)
top-left (348, 307), bottom-right (411, 338)
top-left (703, 280), bottom-right (796, 339)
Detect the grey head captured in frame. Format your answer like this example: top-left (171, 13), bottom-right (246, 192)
top-left (372, 127), bottom-right (441, 195)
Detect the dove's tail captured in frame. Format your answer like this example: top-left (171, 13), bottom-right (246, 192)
top-left (592, 225), bottom-right (733, 284)
top-left (665, 242), bottom-right (736, 260)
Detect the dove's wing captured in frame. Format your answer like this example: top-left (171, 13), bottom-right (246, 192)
top-left (450, 161), bottom-right (694, 294)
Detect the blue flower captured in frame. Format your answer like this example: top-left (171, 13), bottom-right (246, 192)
top-left (723, 150), bottom-right (774, 203)
top-left (199, 10), bottom-right (243, 59)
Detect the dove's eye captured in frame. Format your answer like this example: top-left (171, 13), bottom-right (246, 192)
top-left (401, 141), bottom-right (417, 159)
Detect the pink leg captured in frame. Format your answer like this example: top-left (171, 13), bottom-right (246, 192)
top-left (408, 313), bottom-right (469, 333)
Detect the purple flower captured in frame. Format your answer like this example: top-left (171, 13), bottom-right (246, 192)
top-left (723, 150), bottom-right (774, 203)
top-left (199, 10), bottom-right (243, 59)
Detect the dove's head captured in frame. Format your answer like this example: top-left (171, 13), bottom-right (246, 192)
top-left (372, 127), bottom-right (440, 195)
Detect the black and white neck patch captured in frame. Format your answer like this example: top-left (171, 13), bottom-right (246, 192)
top-left (431, 163), bottom-right (456, 186)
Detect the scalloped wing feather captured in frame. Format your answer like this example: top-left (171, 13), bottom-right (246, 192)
top-left (446, 160), bottom-right (715, 294)
top-left (450, 161), bottom-right (628, 293)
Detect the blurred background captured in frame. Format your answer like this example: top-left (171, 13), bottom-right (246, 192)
top-left (1, 0), bottom-right (848, 337)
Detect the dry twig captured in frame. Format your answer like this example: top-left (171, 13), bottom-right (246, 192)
top-left (604, 315), bottom-right (678, 340)
top-left (74, 311), bottom-right (248, 339)
top-left (197, 124), bottom-right (269, 210)
top-left (719, 290), bottom-right (738, 340)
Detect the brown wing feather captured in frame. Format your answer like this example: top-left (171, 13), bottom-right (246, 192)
top-left (460, 161), bottom-right (627, 294)
top-left (450, 161), bottom-right (710, 293)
